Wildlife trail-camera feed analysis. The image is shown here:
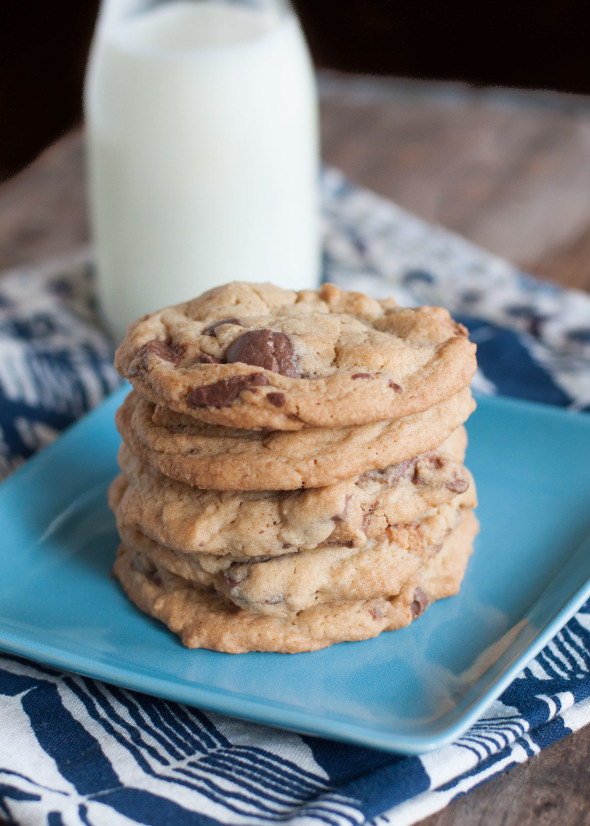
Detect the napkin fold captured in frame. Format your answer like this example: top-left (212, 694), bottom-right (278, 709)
top-left (1, 171), bottom-right (590, 826)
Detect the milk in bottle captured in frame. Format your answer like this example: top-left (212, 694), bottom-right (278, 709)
top-left (85, 0), bottom-right (319, 340)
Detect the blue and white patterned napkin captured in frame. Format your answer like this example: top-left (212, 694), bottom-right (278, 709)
top-left (1, 172), bottom-right (590, 826)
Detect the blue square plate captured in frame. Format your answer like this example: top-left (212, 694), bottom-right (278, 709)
top-left (1, 387), bottom-right (590, 754)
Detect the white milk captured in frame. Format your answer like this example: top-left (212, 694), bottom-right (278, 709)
top-left (85, 1), bottom-right (319, 340)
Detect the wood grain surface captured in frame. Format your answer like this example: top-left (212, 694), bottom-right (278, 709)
top-left (320, 73), bottom-right (590, 293)
top-left (0, 73), bottom-right (589, 826)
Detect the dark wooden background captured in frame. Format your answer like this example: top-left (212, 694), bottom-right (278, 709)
top-left (3, 0), bottom-right (590, 179)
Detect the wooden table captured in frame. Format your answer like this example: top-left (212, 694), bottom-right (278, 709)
top-left (1, 72), bottom-right (589, 825)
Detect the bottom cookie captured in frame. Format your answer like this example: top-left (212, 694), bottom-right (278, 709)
top-left (113, 510), bottom-right (479, 653)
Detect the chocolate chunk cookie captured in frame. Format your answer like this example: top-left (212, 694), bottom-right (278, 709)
top-left (113, 510), bottom-right (479, 653)
top-left (116, 388), bottom-right (476, 490)
top-left (110, 428), bottom-right (472, 556)
top-left (115, 500), bottom-right (474, 617)
top-left (115, 282), bottom-right (477, 430)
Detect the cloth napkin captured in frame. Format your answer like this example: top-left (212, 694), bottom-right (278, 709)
top-left (1, 170), bottom-right (590, 826)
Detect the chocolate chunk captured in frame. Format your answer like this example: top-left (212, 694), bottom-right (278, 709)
top-left (388, 380), bottom-right (403, 393)
top-left (143, 338), bottom-right (186, 366)
top-left (267, 392), bottom-right (286, 407)
top-left (187, 374), bottom-right (269, 408)
top-left (445, 476), bottom-right (470, 494)
top-left (351, 373), bottom-right (373, 380)
top-left (410, 588), bottom-right (429, 618)
top-left (203, 318), bottom-right (242, 336)
top-left (225, 329), bottom-right (299, 377)
top-left (196, 353), bottom-right (221, 365)
top-left (360, 459), bottom-right (414, 486)
top-left (385, 459), bottom-right (413, 485)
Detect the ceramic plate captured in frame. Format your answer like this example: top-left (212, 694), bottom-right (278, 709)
top-left (1, 387), bottom-right (590, 754)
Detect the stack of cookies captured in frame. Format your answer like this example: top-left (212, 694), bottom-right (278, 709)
top-left (110, 282), bottom-right (479, 653)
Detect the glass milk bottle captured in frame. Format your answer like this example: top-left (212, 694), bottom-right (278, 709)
top-left (85, 0), bottom-right (320, 341)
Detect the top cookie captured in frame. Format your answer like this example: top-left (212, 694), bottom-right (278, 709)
top-left (115, 282), bottom-right (477, 430)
